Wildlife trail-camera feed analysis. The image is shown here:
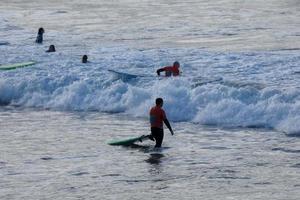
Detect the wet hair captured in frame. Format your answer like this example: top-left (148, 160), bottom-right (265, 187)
top-left (38, 27), bottom-right (44, 35)
top-left (82, 55), bottom-right (88, 63)
top-left (156, 98), bottom-right (163, 106)
top-left (173, 61), bottom-right (180, 67)
top-left (46, 45), bottom-right (55, 52)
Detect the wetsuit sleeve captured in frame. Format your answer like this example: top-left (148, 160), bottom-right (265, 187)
top-left (163, 118), bottom-right (174, 135)
top-left (161, 109), bottom-right (166, 120)
top-left (157, 68), bottom-right (165, 76)
top-left (162, 109), bottom-right (173, 134)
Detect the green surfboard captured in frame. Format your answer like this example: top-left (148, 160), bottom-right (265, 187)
top-left (108, 135), bottom-right (150, 146)
top-left (0, 61), bottom-right (36, 70)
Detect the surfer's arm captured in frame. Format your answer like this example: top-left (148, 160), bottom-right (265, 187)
top-left (163, 119), bottom-right (174, 135)
top-left (156, 68), bottom-right (165, 76)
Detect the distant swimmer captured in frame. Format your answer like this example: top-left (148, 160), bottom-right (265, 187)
top-left (46, 45), bottom-right (56, 53)
top-left (149, 98), bottom-right (174, 147)
top-left (82, 55), bottom-right (88, 63)
top-left (156, 61), bottom-right (180, 77)
top-left (35, 27), bottom-right (44, 44)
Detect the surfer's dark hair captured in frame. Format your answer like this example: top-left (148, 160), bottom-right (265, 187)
top-left (38, 27), bottom-right (44, 34)
top-left (173, 61), bottom-right (180, 67)
top-left (156, 98), bottom-right (163, 105)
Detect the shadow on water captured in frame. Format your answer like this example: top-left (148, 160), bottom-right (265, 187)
top-left (145, 153), bottom-right (164, 165)
top-left (124, 144), bottom-right (166, 174)
top-left (125, 143), bottom-right (152, 150)
top-left (145, 153), bottom-right (165, 175)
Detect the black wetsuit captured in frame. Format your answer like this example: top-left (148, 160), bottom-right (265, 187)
top-left (151, 127), bottom-right (164, 148)
top-left (36, 34), bottom-right (43, 44)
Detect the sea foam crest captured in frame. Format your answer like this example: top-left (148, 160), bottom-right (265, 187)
top-left (0, 36), bottom-right (299, 134)
top-left (0, 70), bottom-right (300, 135)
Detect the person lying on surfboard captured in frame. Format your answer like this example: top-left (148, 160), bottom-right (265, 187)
top-left (149, 98), bottom-right (174, 147)
top-left (156, 61), bottom-right (180, 77)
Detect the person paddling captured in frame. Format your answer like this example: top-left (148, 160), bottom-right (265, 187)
top-left (149, 98), bottom-right (174, 147)
top-left (156, 61), bottom-right (180, 77)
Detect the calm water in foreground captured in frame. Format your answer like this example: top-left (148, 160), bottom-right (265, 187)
top-left (1, 108), bottom-right (300, 199)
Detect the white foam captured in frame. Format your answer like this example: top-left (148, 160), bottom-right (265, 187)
top-left (0, 16), bottom-right (300, 134)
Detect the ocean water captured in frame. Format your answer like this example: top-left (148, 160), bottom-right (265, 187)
top-left (0, 0), bottom-right (300, 199)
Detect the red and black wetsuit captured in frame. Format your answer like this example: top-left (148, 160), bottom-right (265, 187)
top-left (149, 106), bottom-right (166, 147)
top-left (157, 66), bottom-right (180, 77)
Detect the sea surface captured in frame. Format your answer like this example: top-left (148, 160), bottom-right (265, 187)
top-left (0, 0), bottom-right (300, 199)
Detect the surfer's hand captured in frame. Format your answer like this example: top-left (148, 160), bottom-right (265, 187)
top-left (170, 130), bottom-right (174, 135)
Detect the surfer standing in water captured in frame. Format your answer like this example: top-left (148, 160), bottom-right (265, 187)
top-left (35, 27), bottom-right (44, 44)
top-left (149, 98), bottom-right (174, 147)
top-left (156, 61), bottom-right (180, 77)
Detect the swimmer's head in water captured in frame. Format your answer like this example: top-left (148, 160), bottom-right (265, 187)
top-left (82, 55), bottom-right (88, 63)
top-left (46, 45), bottom-right (55, 52)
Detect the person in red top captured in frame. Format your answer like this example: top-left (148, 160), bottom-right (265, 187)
top-left (149, 98), bottom-right (174, 147)
top-left (156, 61), bottom-right (180, 77)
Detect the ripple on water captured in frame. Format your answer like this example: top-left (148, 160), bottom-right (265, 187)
top-left (40, 157), bottom-right (54, 160)
top-left (253, 182), bottom-right (273, 185)
top-left (71, 172), bottom-right (90, 176)
top-left (291, 163), bottom-right (300, 168)
top-left (0, 161), bottom-right (7, 165)
top-left (272, 147), bottom-right (300, 153)
top-left (294, 184), bottom-right (300, 187)
top-left (201, 146), bottom-right (229, 150)
top-left (255, 162), bottom-right (269, 167)
top-left (0, 42), bottom-right (9, 45)
top-left (208, 175), bottom-right (251, 180)
top-left (102, 174), bottom-right (121, 177)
